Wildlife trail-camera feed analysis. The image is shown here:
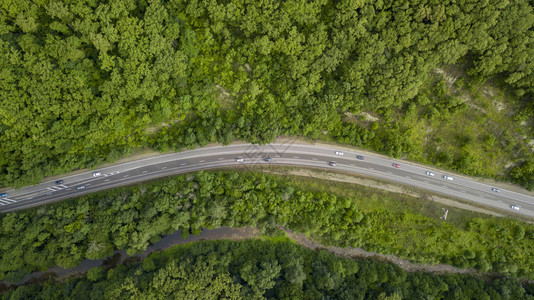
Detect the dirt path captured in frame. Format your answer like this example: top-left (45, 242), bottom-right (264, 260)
top-left (3, 227), bottom-right (483, 288)
top-left (263, 168), bottom-right (506, 218)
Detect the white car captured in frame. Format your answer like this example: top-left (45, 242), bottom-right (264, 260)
top-left (426, 171), bottom-right (435, 176)
top-left (76, 185), bottom-right (86, 190)
top-left (443, 175), bottom-right (453, 181)
top-left (510, 205), bottom-right (520, 211)
top-left (236, 157), bottom-right (244, 162)
top-left (492, 187), bottom-right (501, 193)
top-left (92, 171), bottom-right (102, 177)
top-left (335, 151), bottom-right (344, 156)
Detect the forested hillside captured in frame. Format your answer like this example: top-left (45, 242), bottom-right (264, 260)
top-left (1, 0), bottom-right (533, 188)
top-left (3, 238), bottom-right (533, 299)
top-left (1, 171), bottom-right (533, 283)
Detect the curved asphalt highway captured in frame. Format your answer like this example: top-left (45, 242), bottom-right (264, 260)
top-left (1, 143), bottom-right (533, 217)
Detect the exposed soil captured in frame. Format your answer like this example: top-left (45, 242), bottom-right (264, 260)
top-left (3, 226), bottom-right (484, 288)
top-left (263, 168), bottom-right (505, 218)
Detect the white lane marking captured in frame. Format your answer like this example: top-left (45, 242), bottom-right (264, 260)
top-left (350, 164), bottom-right (356, 166)
top-left (161, 166), bottom-right (168, 169)
top-left (0, 200), bottom-right (10, 204)
top-left (312, 158), bottom-right (318, 161)
top-left (180, 163), bottom-right (186, 166)
top-left (86, 183), bottom-right (91, 186)
top-left (199, 160), bottom-right (205, 163)
top-left (405, 176), bottom-right (411, 179)
top-left (46, 192), bottom-right (52, 195)
top-left (218, 158), bottom-right (224, 160)
top-left (104, 179), bottom-right (110, 182)
top-left (142, 171), bottom-right (148, 174)
top-left (423, 181), bottom-right (429, 183)
top-left (369, 168), bottom-right (374, 170)
top-left (59, 185), bottom-right (68, 188)
top-left (123, 175), bottom-right (129, 178)
top-left (293, 156), bottom-right (299, 159)
top-left (46, 188), bottom-right (56, 191)
top-left (442, 186), bottom-right (448, 188)
top-left (275, 155), bottom-right (281, 158)
top-left (0, 202), bottom-right (4, 206)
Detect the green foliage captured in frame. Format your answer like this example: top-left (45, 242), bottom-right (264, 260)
top-left (2, 239), bottom-right (533, 299)
top-left (2, 0), bottom-right (534, 189)
top-left (1, 171), bottom-right (534, 283)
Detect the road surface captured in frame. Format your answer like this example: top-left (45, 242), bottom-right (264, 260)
top-left (0, 143), bottom-right (533, 217)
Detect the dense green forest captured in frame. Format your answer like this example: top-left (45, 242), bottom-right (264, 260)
top-left (1, 0), bottom-right (533, 188)
top-left (1, 171), bottom-right (533, 283)
top-left (3, 238), bottom-right (533, 299)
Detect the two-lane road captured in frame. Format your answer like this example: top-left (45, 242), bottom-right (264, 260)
top-left (1, 143), bottom-right (533, 217)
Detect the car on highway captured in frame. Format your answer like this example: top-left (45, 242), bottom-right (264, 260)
top-left (0, 193), bottom-right (7, 198)
top-left (335, 151), bottom-right (344, 156)
top-left (443, 175), bottom-right (453, 181)
top-left (492, 187), bottom-right (501, 193)
top-left (76, 185), bottom-right (86, 190)
top-left (329, 161), bottom-right (337, 166)
top-left (92, 171), bottom-right (102, 177)
top-left (426, 171), bottom-right (435, 176)
top-left (356, 155), bottom-right (364, 160)
top-left (392, 163), bottom-right (400, 168)
top-left (55, 180), bottom-right (64, 185)
top-left (236, 157), bottom-right (244, 162)
top-left (264, 157), bottom-right (272, 162)
top-left (510, 205), bottom-right (520, 211)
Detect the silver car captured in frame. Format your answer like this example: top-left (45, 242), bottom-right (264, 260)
top-left (92, 171), bottom-right (102, 177)
top-left (76, 185), bottom-right (86, 190)
top-left (426, 171), bottom-right (435, 176)
top-left (510, 205), bottom-right (520, 211)
top-left (492, 187), bottom-right (501, 193)
top-left (443, 175), bottom-right (453, 181)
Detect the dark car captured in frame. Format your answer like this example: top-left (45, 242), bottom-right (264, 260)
top-left (356, 155), bottom-right (364, 160)
top-left (329, 161), bottom-right (337, 166)
top-left (0, 193), bottom-right (7, 198)
top-left (55, 180), bottom-right (64, 185)
top-left (264, 157), bottom-right (272, 162)
top-left (392, 163), bottom-right (400, 168)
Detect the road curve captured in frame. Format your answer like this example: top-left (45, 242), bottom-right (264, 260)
top-left (1, 143), bottom-right (533, 217)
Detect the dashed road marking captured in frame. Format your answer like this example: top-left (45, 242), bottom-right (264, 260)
top-left (275, 155), bottom-right (281, 158)
top-left (180, 163), bottom-right (186, 166)
top-left (369, 168), bottom-right (374, 170)
top-left (46, 192), bottom-right (52, 195)
top-left (161, 166), bottom-right (168, 169)
top-left (405, 176), bottom-right (411, 179)
top-left (86, 183), bottom-right (91, 186)
top-left (293, 156), bottom-right (299, 159)
top-left (350, 164), bottom-right (356, 166)
top-left (142, 171), bottom-right (148, 174)
top-left (199, 160), bottom-right (205, 163)
top-left (423, 181), bottom-right (429, 183)
top-left (104, 179), bottom-right (110, 182)
top-left (123, 175), bottom-right (129, 178)
top-left (312, 158), bottom-right (318, 161)
top-left (218, 158), bottom-right (224, 160)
